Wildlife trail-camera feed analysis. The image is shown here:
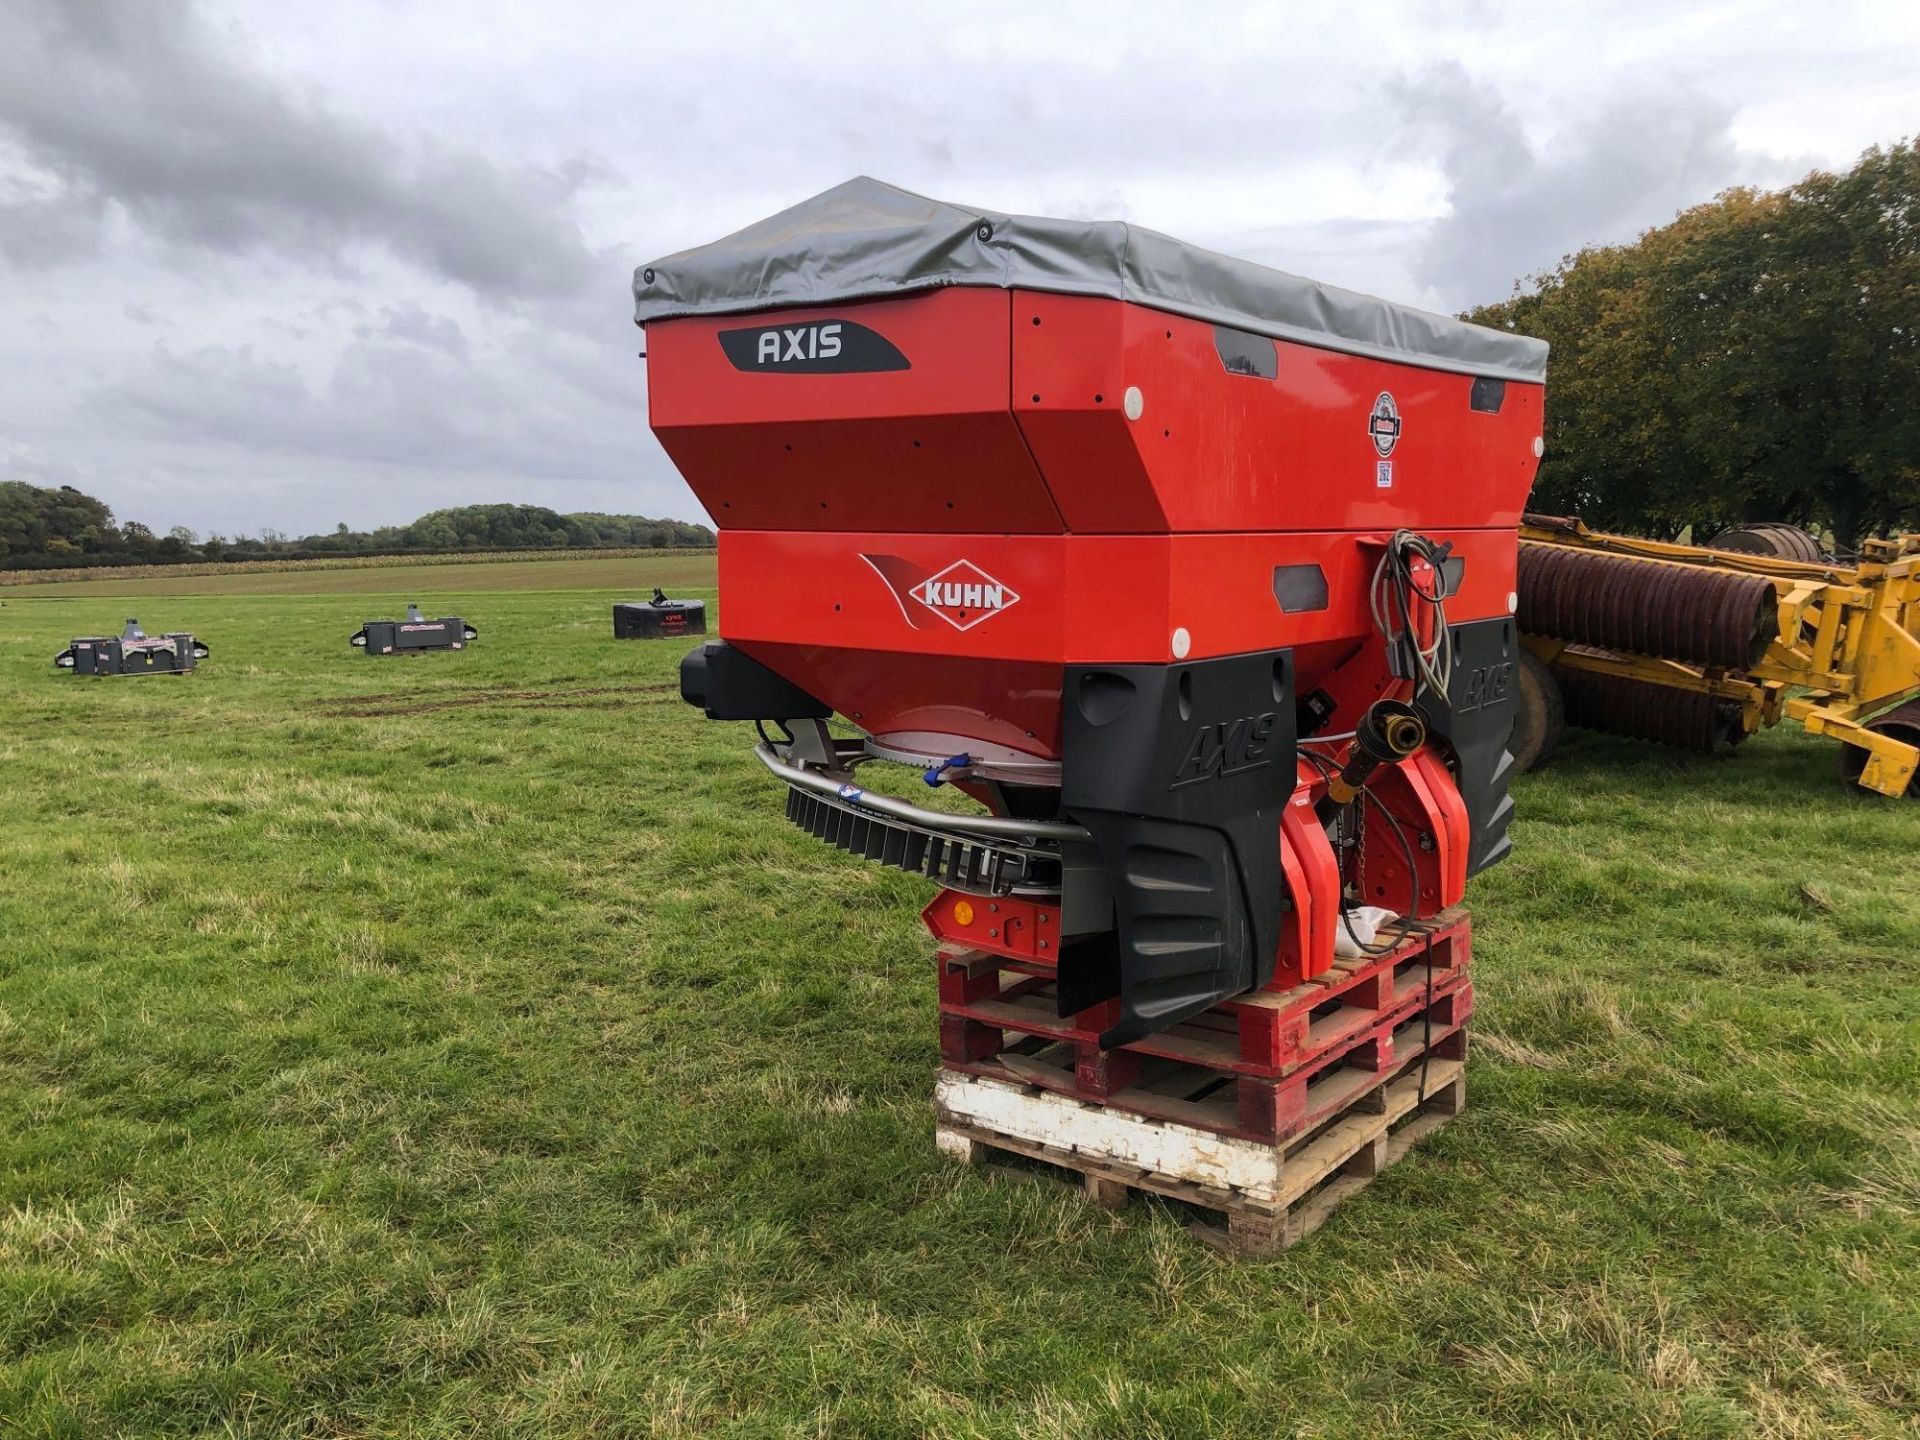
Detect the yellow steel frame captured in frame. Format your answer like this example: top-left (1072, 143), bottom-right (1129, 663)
top-left (1517, 518), bottom-right (1920, 796)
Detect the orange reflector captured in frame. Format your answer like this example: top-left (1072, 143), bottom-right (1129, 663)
top-left (952, 900), bottom-right (975, 926)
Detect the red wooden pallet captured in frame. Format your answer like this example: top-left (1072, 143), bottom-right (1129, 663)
top-left (938, 908), bottom-right (1470, 1091)
top-left (945, 979), bottom-right (1472, 1144)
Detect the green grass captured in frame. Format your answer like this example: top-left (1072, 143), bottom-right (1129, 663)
top-left (1, 551), bottom-right (717, 598)
top-left (0, 579), bottom-right (1916, 1438)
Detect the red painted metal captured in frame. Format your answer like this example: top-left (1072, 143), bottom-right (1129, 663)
top-left (659, 281), bottom-right (1534, 744)
top-left (934, 911), bottom-right (1474, 1142)
top-left (922, 888), bottom-right (1060, 961)
top-left (649, 289), bottom-right (1067, 534)
top-left (711, 527), bottom-right (1518, 751)
top-left (1277, 777), bottom-right (1341, 985)
top-left (934, 909), bottom-right (1471, 1084)
top-left (1009, 292), bottom-right (1539, 534)
top-left (648, 283), bottom-right (1537, 1019)
top-left (1349, 750), bottom-right (1470, 920)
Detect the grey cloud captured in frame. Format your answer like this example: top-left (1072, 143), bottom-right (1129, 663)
top-left (103, 343), bottom-right (315, 447)
top-left (0, 165), bottom-right (107, 267)
top-left (358, 303), bottom-right (469, 361)
top-left (3, 1), bottom-right (1907, 542)
top-left (0, 0), bottom-right (602, 299)
top-left (93, 333), bottom-right (646, 488)
top-left (76, 325), bottom-right (684, 535)
top-left (1, 442), bottom-right (91, 490)
top-left (1389, 63), bottom-right (1761, 307)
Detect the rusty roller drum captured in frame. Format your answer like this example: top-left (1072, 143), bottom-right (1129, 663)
top-left (1517, 542), bottom-right (1776, 670)
top-left (1553, 666), bottom-right (1749, 754)
top-left (1706, 522), bottom-right (1825, 564)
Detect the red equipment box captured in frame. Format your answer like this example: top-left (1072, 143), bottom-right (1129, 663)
top-left (641, 179), bottom-right (1545, 1047)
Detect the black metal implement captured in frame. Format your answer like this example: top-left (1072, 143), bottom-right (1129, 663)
top-left (351, 603), bottom-right (477, 655)
top-left (782, 786), bottom-right (1060, 896)
top-left (755, 740), bottom-right (1082, 896)
top-left (615, 588), bottom-right (708, 639)
top-left (55, 619), bottom-right (208, 676)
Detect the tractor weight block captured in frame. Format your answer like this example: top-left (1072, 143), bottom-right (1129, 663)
top-left (55, 619), bottom-right (208, 676)
top-left (614, 588), bottom-right (707, 639)
top-left (350, 603), bottom-right (477, 656)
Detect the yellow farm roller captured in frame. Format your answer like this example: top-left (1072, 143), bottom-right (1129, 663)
top-left (1512, 515), bottom-right (1920, 798)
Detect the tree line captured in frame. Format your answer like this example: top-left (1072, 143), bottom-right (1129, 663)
top-left (0, 489), bottom-right (714, 571)
top-left (1469, 138), bottom-right (1918, 545)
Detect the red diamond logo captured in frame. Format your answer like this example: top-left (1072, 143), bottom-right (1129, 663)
top-left (907, 559), bottom-right (1021, 632)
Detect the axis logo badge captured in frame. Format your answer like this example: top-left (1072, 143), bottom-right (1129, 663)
top-left (717, 319), bottom-right (910, 374)
top-left (861, 555), bottom-right (1021, 632)
top-left (1368, 391), bottom-right (1402, 458)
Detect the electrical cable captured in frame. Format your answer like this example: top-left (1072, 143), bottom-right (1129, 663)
top-left (1303, 729), bottom-right (1443, 1103)
top-left (1296, 530), bottom-right (1455, 1098)
top-left (1299, 744), bottom-right (1400, 958)
top-left (1303, 748), bottom-right (1397, 959)
top-left (753, 718), bottom-right (795, 749)
top-left (1361, 779), bottom-right (1439, 1103)
top-left (1369, 529), bottom-right (1455, 700)
top-left (1298, 729), bottom-right (1357, 746)
top-left (1415, 927), bottom-right (1437, 1104)
top-left (1297, 746), bottom-right (1336, 783)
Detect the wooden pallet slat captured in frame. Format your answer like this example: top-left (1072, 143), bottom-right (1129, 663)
top-left (935, 1052), bottom-right (1467, 1256)
top-left (937, 908), bottom-right (1471, 1085)
top-left (944, 977), bottom-right (1472, 1144)
top-left (930, 907), bottom-right (1474, 1253)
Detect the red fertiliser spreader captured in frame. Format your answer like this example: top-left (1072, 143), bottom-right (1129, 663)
top-left (640, 180), bottom-right (1543, 1205)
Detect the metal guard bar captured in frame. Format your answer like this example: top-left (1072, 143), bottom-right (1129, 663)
top-left (783, 785), bottom-right (1056, 897)
top-left (753, 742), bottom-right (1089, 845)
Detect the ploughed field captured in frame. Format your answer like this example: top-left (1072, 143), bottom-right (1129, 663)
top-left (1, 567), bottom-right (1916, 1438)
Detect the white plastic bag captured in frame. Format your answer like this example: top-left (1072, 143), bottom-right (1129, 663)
top-left (1333, 905), bottom-right (1400, 958)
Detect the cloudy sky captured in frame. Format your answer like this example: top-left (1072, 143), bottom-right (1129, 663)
top-left (2, 0), bottom-right (1915, 539)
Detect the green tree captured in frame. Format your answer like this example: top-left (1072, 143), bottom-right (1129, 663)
top-left (0, 480), bottom-right (713, 569)
top-left (0, 481), bottom-right (118, 558)
top-left (1470, 138), bottom-right (1920, 544)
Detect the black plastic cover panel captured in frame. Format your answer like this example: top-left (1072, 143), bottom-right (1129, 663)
top-left (1214, 324), bottom-right (1278, 379)
top-left (1058, 650), bottom-right (1297, 1047)
top-left (680, 640), bottom-right (831, 721)
top-left (1272, 563), bottom-right (1330, 614)
top-left (1421, 617), bottom-right (1518, 876)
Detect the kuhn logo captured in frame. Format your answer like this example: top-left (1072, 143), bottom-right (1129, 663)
top-left (718, 319), bottom-right (910, 374)
top-left (862, 555), bottom-right (1020, 632)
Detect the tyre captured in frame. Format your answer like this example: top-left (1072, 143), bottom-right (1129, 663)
top-left (1706, 522), bottom-right (1825, 564)
top-left (1509, 647), bottom-right (1564, 772)
top-left (1836, 700), bottom-right (1920, 798)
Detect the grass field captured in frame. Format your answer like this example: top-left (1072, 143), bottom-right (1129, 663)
top-left (1, 571), bottom-right (1916, 1438)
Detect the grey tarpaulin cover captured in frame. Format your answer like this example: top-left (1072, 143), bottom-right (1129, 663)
top-left (633, 177), bottom-right (1547, 383)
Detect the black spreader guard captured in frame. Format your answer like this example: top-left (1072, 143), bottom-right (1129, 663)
top-left (1419, 617), bottom-right (1519, 877)
top-left (1058, 650), bottom-right (1297, 1048)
